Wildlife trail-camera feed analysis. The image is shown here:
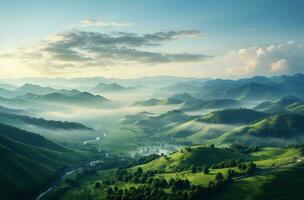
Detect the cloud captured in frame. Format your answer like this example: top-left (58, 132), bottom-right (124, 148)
top-left (224, 41), bottom-right (304, 76)
top-left (78, 19), bottom-right (134, 28)
top-left (270, 59), bottom-right (288, 72)
top-left (0, 30), bottom-right (209, 77)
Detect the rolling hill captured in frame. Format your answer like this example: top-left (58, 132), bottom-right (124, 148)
top-left (0, 87), bottom-right (16, 98)
top-left (218, 114), bottom-right (304, 146)
top-left (15, 83), bottom-right (57, 95)
top-left (125, 110), bottom-right (195, 136)
top-left (198, 109), bottom-right (268, 124)
top-left (136, 145), bottom-right (248, 172)
top-left (0, 123), bottom-right (97, 200)
top-left (255, 96), bottom-right (303, 113)
top-left (194, 74), bottom-right (304, 101)
top-left (16, 91), bottom-right (109, 106)
top-left (181, 99), bottom-right (242, 111)
top-left (0, 111), bottom-right (92, 130)
top-left (45, 144), bottom-right (304, 200)
top-left (0, 105), bottom-right (24, 115)
top-left (224, 82), bottom-right (283, 101)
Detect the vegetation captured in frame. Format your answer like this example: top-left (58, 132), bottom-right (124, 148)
top-left (0, 123), bottom-right (103, 200)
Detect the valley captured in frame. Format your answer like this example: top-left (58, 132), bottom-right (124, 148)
top-left (1, 74), bottom-right (304, 199)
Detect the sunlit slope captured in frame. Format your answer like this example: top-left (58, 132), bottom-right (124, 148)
top-left (199, 108), bottom-right (268, 124)
top-left (136, 146), bottom-right (248, 172)
top-left (166, 109), bottom-right (266, 143)
top-left (53, 146), bottom-right (303, 200)
top-left (0, 123), bottom-right (93, 200)
top-left (214, 148), bottom-right (304, 200)
top-left (167, 119), bottom-right (234, 143)
top-left (255, 96), bottom-right (303, 113)
top-left (216, 114), bottom-right (304, 146)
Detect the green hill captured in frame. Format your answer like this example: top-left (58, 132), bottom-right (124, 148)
top-left (218, 114), bottom-right (304, 146)
top-left (0, 111), bottom-right (92, 131)
top-left (47, 145), bottom-right (304, 200)
top-left (288, 102), bottom-right (304, 115)
top-left (255, 96), bottom-right (303, 113)
top-left (0, 123), bottom-right (96, 200)
top-left (16, 91), bottom-right (109, 106)
top-left (135, 110), bottom-right (194, 135)
top-left (164, 109), bottom-right (267, 143)
top-left (224, 82), bottom-right (282, 101)
top-left (166, 119), bottom-right (235, 143)
top-left (181, 99), bottom-right (242, 111)
top-left (199, 109), bottom-right (268, 124)
top-left (137, 145), bottom-right (248, 172)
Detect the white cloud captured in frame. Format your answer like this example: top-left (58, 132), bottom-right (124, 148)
top-left (0, 30), bottom-right (209, 78)
top-left (224, 41), bottom-right (304, 76)
top-left (78, 19), bottom-right (134, 28)
top-left (271, 59), bottom-right (288, 72)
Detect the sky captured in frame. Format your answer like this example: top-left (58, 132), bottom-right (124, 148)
top-left (0, 0), bottom-right (304, 79)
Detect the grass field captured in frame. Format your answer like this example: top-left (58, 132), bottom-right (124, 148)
top-left (44, 145), bottom-right (304, 200)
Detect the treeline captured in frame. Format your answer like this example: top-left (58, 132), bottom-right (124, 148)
top-left (211, 160), bottom-right (257, 174)
top-left (105, 168), bottom-right (232, 200)
top-left (228, 143), bottom-right (259, 153)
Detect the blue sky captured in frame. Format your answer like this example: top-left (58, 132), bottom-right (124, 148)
top-left (0, 0), bottom-right (304, 78)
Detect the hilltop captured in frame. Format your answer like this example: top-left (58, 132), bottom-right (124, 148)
top-left (218, 114), bottom-right (304, 146)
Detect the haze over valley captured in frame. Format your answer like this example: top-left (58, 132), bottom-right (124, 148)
top-left (1, 1), bottom-right (304, 200)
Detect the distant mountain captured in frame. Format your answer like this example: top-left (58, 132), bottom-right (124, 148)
top-left (169, 93), bottom-right (197, 102)
top-left (224, 82), bottom-right (283, 101)
top-left (219, 114), bottom-right (304, 146)
top-left (181, 99), bottom-right (242, 111)
top-left (123, 111), bottom-right (155, 124)
top-left (133, 98), bottom-right (183, 106)
top-left (92, 82), bottom-right (129, 93)
top-left (0, 123), bottom-right (95, 200)
top-left (195, 73), bottom-right (304, 101)
top-left (162, 82), bottom-right (202, 94)
top-left (15, 83), bottom-right (57, 95)
top-left (134, 93), bottom-right (196, 107)
top-left (198, 108), bottom-right (268, 124)
top-left (0, 111), bottom-right (92, 130)
top-left (0, 95), bottom-right (32, 108)
top-left (0, 105), bottom-right (24, 115)
top-left (57, 89), bottom-right (82, 96)
top-left (16, 91), bottom-right (108, 106)
top-left (0, 88), bottom-right (15, 98)
top-left (0, 83), bottom-right (16, 90)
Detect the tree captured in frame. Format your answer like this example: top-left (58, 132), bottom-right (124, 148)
top-left (246, 162), bottom-right (257, 174)
top-left (215, 172), bottom-right (224, 182)
top-left (137, 167), bottom-right (143, 175)
top-left (203, 167), bottom-right (209, 174)
top-left (185, 147), bottom-right (192, 152)
top-left (107, 187), bottom-right (113, 194)
top-left (227, 169), bottom-right (234, 182)
top-left (191, 165), bottom-right (197, 173)
top-left (94, 181), bottom-right (101, 188)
